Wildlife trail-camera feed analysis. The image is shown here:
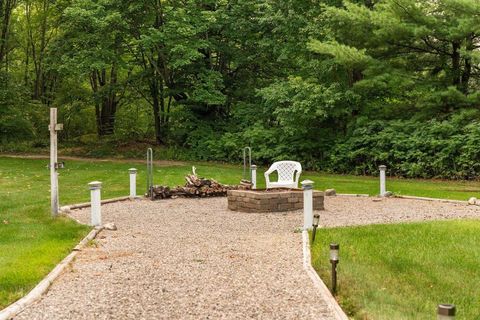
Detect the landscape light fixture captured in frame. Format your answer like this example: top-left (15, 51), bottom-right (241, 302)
top-left (312, 214), bottom-right (320, 243)
top-left (329, 243), bottom-right (339, 295)
top-left (437, 304), bottom-right (456, 320)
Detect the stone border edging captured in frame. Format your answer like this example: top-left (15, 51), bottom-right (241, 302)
top-left (302, 231), bottom-right (349, 320)
top-left (393, 195), bottom-right (466, 204)
top-left (60, 196), bottom-right (141, 212)
top-left (0, 227), bottom-right (103, 320)
top-left (336, 193), bottom-right (369, 197)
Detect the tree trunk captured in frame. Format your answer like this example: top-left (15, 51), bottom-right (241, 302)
top-left (451, 41), bottom-right (461, 88)
top-left (461, 35), bottom-right (473, 94)
top-left (89, 67), bottom-right (119, 136)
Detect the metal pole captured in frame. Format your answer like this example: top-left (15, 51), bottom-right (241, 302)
top-left (50, 108), bottom-right (59, 217)
top-left (243, 147), bottom-right (251, 180)
top-left (331, 261), bottom-right (338, 295)
top-left (89, 181), bottom-right (102, 226)
top-left (146, 148), bottom-right (153, 198)
top-left (302, 180), bottom-right (314, 230)
top-left (129, 168), bottom-right (137, 198)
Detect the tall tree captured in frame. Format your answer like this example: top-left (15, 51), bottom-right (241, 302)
top-left (58, 0), bottom-right (128, 136)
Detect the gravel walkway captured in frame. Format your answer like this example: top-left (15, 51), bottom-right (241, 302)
top-left (16, 198), bottom-right (337, 320)
top-left (15, 196), bottom-right (480, 319)
top-left (321, 196), bottom-right (480, 228)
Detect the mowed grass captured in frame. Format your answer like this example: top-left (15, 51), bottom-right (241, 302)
top-left (311, 221), bottom-right (480, 320)
top-left (2, 156), bottom-right (480, 310)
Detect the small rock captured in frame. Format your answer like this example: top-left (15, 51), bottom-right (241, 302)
top-left (104, 222), bottom-right (117, 231)
top-left (372, 198), bottom-right (383, 202)
top-left (468, 197), bottom-right (477, 205)
top-left (325, 189), bottom-right (336, 196)
top-left (384, 191), bottom-right (393, 197)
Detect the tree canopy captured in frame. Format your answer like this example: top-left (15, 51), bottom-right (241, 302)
top-left (1, 0), bottom-right (480, 178)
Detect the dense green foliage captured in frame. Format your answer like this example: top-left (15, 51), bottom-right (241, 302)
top-left (311, 220), bottom-right (480, 319)
top-left (1, 0), bottom-right (479, 178)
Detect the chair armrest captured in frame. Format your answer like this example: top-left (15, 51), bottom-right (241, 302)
top-left (295, 169), bottom-right (302, 185)
top-left (264, 167), bottom-right (275, 175)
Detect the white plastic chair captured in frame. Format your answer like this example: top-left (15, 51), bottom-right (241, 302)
top-left (264, 161), bottom-right (302, 189)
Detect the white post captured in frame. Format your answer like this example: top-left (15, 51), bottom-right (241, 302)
top-left (251, 165), bottom-right (257, 190)
top-left (129, 168), bottom-right (137, 198)
top-left (89, 181), bottom-right (102, 226)
top-left (379, 165), bottom-right (386, 197)
top-left (49, 108), bottom-right (63, 217)
top-left (302, 180), bottom-right (314, 230)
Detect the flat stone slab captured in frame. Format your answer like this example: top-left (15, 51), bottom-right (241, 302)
top-left (15, 198), bottom-right (336, 320)
top-left (227, 189), bottom-right (324, 212)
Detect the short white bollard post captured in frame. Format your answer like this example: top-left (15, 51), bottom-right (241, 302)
top-left (129, 168), bottom-right (137, 198)
top-left (302, 180), bottom-right (314, 230)
top-left (251, 165), bottom-right (257, 190)
top-left (89, 181), bottom-right (102, 227)
top-left (379, 165), bottom-right (387, 197)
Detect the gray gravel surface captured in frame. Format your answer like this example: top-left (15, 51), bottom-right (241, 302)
top-left (16, 198), bottom-right (337, 320)
top-left (321, 196), bottom-right (480, 228)
top-left (16, 196), bottom-right (479, 320)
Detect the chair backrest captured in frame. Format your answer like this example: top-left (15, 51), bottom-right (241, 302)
top-left (271, 161), bottom-right (302, 182)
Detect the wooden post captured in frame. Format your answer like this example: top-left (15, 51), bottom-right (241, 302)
top-left (49, 108), bottom-right (63, 217)
top-left (129, 168), bottom-right (137, 198)
top-left (302, 180), bottom-right (314, 230)
top-left (379, 165), bottom-right (386, 197)
top-left (251, 165), bottom-right (257, 190)
top-left (89, 181), bottom-right (102, 226)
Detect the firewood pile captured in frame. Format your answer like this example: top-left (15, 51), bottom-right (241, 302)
top-left (150, 167), bottom-right (252, 200)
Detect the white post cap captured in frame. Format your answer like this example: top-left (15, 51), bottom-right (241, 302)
top-left (379, 165), bottom-right (387, 170)
top-left (251, 164), bottom-right (257, 169)
top-left (301, 180), bottom-right (314, 190)
top-left (128, 168), bottom-right (138, 173)
top-left (88, 181), bottom-right (102, 190)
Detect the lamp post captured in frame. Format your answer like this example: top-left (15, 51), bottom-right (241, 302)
top-left (251, 164), bottom-right (257, 189)
top-left (302, 180), bottom-right (314, 230)
top-left (379, 165), bottom-right (387, 197)
top-left (437, 304), bottom-right (456, 320)
top-left (89, 181), bottom-right (102, 227)
top-left (330, 243), bottom-right (339, 295)
top-left (312, 214), bottom-right (320, 243)
top-left (129, 168), bottom-right (137, 198)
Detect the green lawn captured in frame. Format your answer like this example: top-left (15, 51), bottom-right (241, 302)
top-left (311, 221), bottom-right (480, 320)
top-left (1, 155), bottom-right (480, 311)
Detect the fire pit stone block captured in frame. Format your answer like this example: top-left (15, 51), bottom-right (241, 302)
top-left (227, 189), bottom-right (324, 213)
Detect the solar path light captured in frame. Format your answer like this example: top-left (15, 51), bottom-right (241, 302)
top-left (330, 243), bottom-right (339, 295)
top-left (437, 304), bottom-right (455, 320)
top-left (312, 214), bottom-right (320, 243)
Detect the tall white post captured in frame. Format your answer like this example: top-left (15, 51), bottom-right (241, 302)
top-left (89, 181), bottom-right (102, 226)
top-left (49, 108), bottom-right (62, 217)
top-left (129, 168), bottom-right (137, 198)
top-left (251, 165), bottom-right (257, 190)
top-left (379, 165), bottom-right (386, 197)
top-left (302, 180), bottom-right (314, 230)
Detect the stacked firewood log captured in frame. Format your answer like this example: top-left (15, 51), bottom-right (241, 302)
top-left (150, 167), bottom-right (252, 199)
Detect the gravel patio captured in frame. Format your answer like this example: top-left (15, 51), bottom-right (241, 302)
top-left (15, 196), bottom-right (480, 319)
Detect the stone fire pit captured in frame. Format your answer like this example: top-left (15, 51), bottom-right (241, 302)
top-left (227, 189), bottom-right (324, 213)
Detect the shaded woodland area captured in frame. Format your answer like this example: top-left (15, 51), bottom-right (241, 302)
top-left (1, 0), bottom-right (480, 178)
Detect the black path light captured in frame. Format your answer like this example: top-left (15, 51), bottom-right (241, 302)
top-left (329, 243), bottom-right (339, 295)
top-left (311, 214), bottom-right (320, 243)
top-left (437, 304), bottom-right (456, 320)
